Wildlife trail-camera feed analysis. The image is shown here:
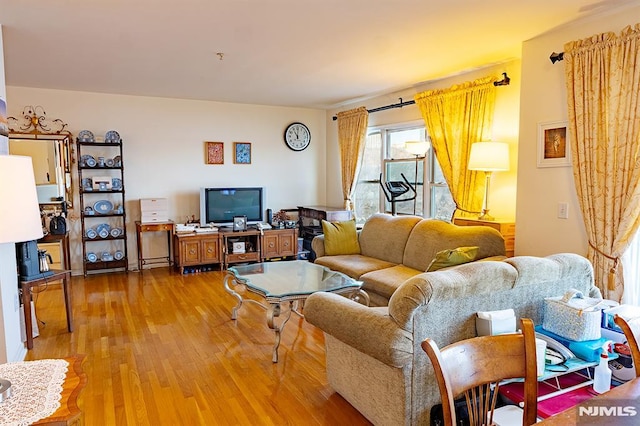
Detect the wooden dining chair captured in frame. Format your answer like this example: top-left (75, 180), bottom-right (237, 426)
top-left (614, 314), bottom-right (640, 377)
top-left (422, 318), bottom-right (538, 426)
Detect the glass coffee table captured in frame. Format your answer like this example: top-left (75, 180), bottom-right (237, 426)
top-left (224, 260), bottom-right (368, 362)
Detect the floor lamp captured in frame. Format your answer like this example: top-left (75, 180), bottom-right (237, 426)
top-left (0, 155), bottom-right (44, 402)
top-left (467, 142), bottom-right (509, 221)
top-left (404, 141), bottom-right (429, 215)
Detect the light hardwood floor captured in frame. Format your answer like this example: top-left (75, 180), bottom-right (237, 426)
top-left (25, 267), bottom-right (372, 425)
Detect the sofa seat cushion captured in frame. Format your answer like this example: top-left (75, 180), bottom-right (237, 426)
top-left (314, 254), bottom-right (397, 279)
top-left (360, 264), bottom-right (424, 302)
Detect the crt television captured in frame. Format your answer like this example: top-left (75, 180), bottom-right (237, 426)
top-left (200, 187), bottom-right (265, 227)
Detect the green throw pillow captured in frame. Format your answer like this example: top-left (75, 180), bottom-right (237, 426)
top-left (427, 246), bottom-right (479, 272)
top-left (322, 219), bottom-right (361, 256)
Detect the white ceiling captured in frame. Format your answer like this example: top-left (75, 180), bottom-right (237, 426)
top-left (0, 0), bottom-right (635, 109)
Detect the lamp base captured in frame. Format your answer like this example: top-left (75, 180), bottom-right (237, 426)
top-left (478, 209), bottom-right (495, 221)
top-left (0, 378), bottom-right (12, 402)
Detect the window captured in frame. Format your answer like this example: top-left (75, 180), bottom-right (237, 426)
top-left (353, 123), bottom-right (455, 225)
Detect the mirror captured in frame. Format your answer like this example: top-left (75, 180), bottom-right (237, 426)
top-left (9, 132), bottom-right (73, 208)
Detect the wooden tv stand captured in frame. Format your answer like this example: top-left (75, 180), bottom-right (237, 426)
top-left (173, 227), bottom-right (298, 273)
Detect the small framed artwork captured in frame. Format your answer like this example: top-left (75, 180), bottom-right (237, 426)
top-left (233, 142), bottom-right (251, 164)
top-left (537, 121), bottom-right (571, 168)
top-left (205, 141), bottom-right (224, 165)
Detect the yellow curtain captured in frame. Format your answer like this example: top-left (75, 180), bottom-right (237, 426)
top-left (565, 24), bottom-right (640, 300)
top-left (414, 76), bottom-right (497, 218)
top-left (336, 106), bottom-right (369, 211)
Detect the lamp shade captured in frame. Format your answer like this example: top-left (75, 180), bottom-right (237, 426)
top-left (468, 142), bottom-right (510, 172)
top-left (405, 141), bottom-right (429, 156)
top-left (0, 155), bottom-right (44, 243)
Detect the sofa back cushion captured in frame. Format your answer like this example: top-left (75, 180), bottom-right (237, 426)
top-left (402, 219), bottom-right (506, 271)
top-left (359, 214), bottom-right (422, 264)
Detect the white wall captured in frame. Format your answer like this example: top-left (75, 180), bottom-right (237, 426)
top-left (1, 25), bottom-right (28, 363)
top-left (6, 87), bottom-right (327, 273)
top-left (325, 60), bottom-right (522, 222)
top-left (516, 5), bottom-right (640, 257)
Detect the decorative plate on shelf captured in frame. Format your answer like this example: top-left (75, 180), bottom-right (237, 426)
top-left (93, 200), bottom-right (114, 214)
top-left (114, 250), bottom-right (124, 260)
top-left (101, 251), bottom-right (113, 262)
top-left (111, 178), bottom-right (122, 190)
top-left (78, 130), bottom-right (95, 143)
top-left (110, 228), bottom-right (121, 238)
top-left (85, 157), bottom-right (97, 167)
top-left (106, 158), bottom-right (115, 167)
top-left (85, 228), bottom-right (98, 239)
top-left (104, 130), bottom-right (121, 143)
top-left (113, 155), bottom-right (122, 167)
top-left (87, 252), bottom-right (98, 263)
top-left (84, 206), bottom-right (95, 216)
top-left (96, 223), bottom-right (111, 235)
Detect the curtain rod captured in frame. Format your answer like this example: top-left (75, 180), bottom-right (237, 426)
top-left (331, 72), bottom-right (511, 121)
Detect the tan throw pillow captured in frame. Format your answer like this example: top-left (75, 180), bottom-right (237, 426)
top-left (427, 246), bottom-right (479, 272)
top-left (322, 219), bottom-right (361, 256)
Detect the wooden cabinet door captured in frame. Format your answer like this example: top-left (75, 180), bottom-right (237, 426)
top-left (277, 232), bottom-right (296, 257)
top-left (182, 240), bottom-right (201, 264)
top-left (262, 234), bottom-right (280, 259)
top-left (202, 238), bottom-right (220, 263)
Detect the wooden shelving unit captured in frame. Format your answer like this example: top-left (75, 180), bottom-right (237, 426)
top-left (77, 139), bottom-right (128, 276)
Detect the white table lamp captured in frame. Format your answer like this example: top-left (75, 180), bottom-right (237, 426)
top-left (0, 155), bottom-right (44, 402)
top-left (468, 142), bottom-right (509, 221)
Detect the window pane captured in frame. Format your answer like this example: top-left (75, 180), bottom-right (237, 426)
top-left (354, 182), bottom-right (380, 225)
top-left (359, 133), bottom-right (382, 181)
top-left (432, 185), bottom-right (455, 221)
top-left (388, 128), bottom-right (426, 159)
top-left (383, 160), bottom-right (423, 215)
top-left (433, 156), bottom-right (446, 184)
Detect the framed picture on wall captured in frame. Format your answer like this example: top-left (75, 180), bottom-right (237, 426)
top-left (233, 142), bottom-right (251, 164)
top-left (537, 121), bottom-right (571, 168)
top-left (205, 141), bottom-right (224, 165)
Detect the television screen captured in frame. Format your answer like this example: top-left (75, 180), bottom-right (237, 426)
top-left (200, 187), bottom-right (264, 226)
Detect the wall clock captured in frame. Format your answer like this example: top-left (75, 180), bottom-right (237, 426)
top-left (284, 122), bottom-right (311, 151)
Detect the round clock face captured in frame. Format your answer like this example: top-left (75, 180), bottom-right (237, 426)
top-left (284, 122), bottom-right (311, 151)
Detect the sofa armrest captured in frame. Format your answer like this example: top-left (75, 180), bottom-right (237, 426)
top-left (304, 292), bottom-right (413, 368)
top-left (311, 235), bottom-right (326, 258)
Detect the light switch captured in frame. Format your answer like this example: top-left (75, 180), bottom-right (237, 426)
top-left (558, 202), bottom-right (569, 219)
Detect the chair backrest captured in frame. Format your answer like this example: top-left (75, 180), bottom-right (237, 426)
top-left (614, 314), bottom-right (640, 377)
top-left (421, 318), bottom-right (538, 426)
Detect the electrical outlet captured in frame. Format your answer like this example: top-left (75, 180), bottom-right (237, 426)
top-left (558, 202), bottom-right (569, 219)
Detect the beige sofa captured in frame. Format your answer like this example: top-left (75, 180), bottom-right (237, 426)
top-left (312, 213), bottom-right (507, 306)
top-left (304, 253), bottom-right (600, 426)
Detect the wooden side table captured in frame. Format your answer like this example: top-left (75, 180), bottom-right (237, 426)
top-left (20, 269), bottom-right (73, 350)
top-left (33, 355), bottom-right (87, 425)
top-left (453, 217), bottom-right (516, 257)
top-left (136, 220), bottom-right (175, 271)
